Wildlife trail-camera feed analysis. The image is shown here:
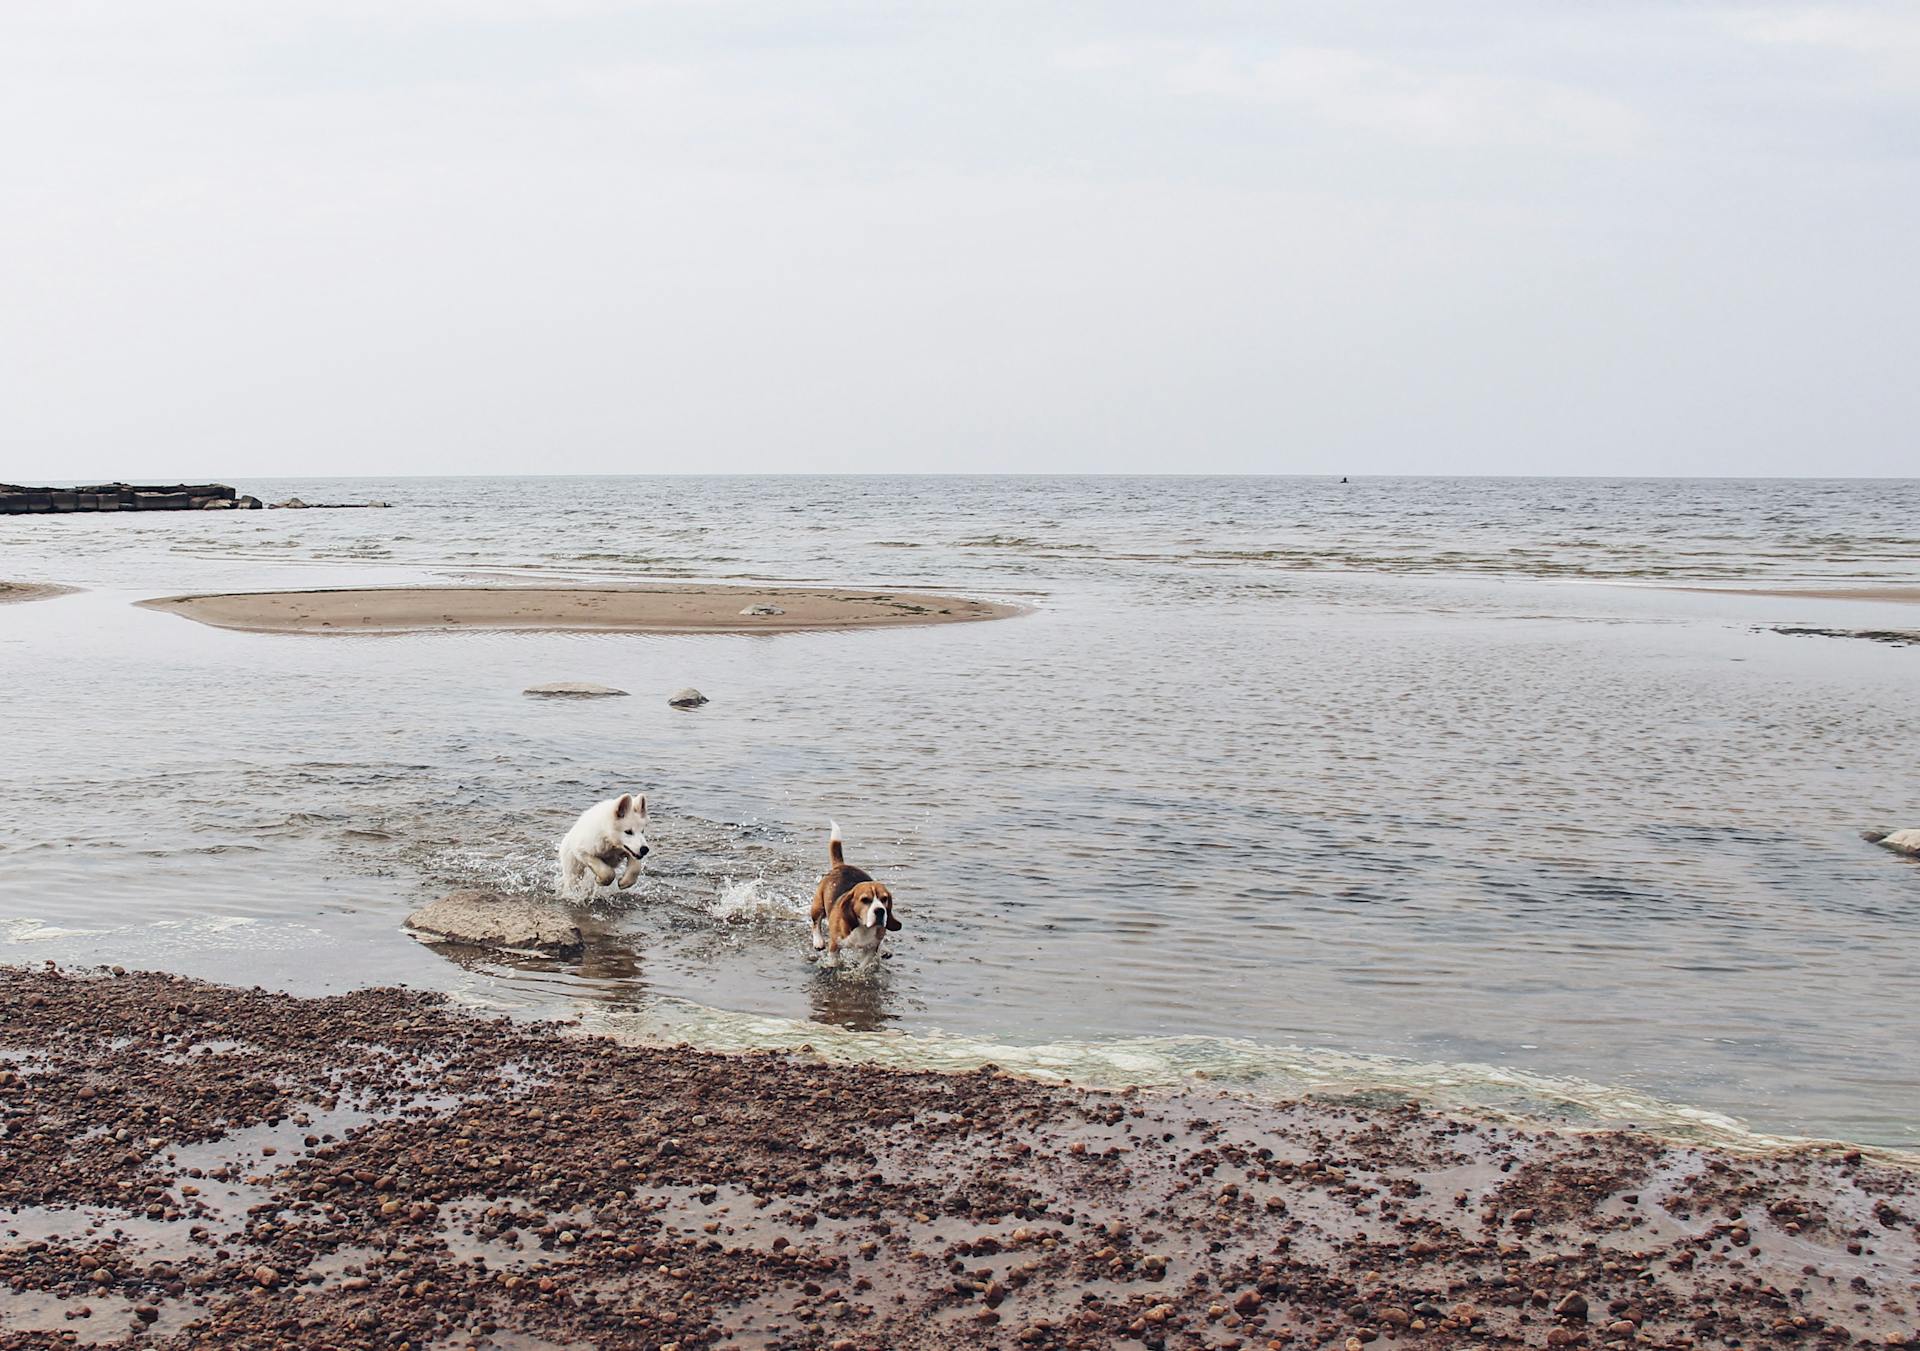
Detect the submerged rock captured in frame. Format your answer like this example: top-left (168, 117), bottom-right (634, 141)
top-left (523, 682), bottom-right (629, 698)
top-left (668, 687), bottom-right (708, 708)
top-left (406, 890), bottom-right (583, 955)
top-left (1864, 828), bottom-right (1920, 858)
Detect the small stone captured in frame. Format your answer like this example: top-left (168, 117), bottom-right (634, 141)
top-left (1233, 1291), bottom-right (1262, 1315)
top-left (134, 1306), bottom-right (159, 1323)
top-left (1866, 827), bottom-right (1920, 858)
top-left (667, 687), bottom-right (708, 708)
top-left (1554, 1292), bottom-right (1589, 1320)
top-left (254, 1266), bottom-right (280, 1287)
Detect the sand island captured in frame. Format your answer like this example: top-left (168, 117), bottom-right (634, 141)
top-left (136, 585), bottom-right (1020, 635)
top-left (0, 581), bottom-right (77, 605)
top-left (1664, 585), bottom-right (1920, 604)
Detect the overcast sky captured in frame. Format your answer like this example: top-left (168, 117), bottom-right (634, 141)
top-left (2, 2), bottom-right (1915, 478)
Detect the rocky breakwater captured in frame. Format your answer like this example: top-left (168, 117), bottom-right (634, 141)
top-left (0, 483), bottom-right (263, 513)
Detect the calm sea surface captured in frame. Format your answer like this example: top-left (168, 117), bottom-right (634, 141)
top-left (3, 477), bottom-right (1917, 1149)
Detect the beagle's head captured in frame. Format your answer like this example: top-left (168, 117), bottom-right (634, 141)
top-left (842, 881), bottom-right (901, 933)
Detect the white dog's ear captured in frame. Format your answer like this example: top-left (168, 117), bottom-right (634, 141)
top-left (636, 794), bottom-right (647, 817)
top-left (615, 794), bottom-right (633, 817)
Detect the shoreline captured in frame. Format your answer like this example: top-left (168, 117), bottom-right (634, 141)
top-left (0, 581), bottom-right (77, 605)
top-left (2, 968), bottom-right (1914, 1349)
top-left (136, 585), bottom-right (1022, 635)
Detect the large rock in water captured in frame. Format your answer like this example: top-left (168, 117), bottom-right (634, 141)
top-left (1865, 828), bottom-right (1920, 858)
top-left (406, 890), bottom-right (583, 954)
top-left (524, 682), bottom-right (628, 697)
top-left (668, 687), bottom-right (708, 707)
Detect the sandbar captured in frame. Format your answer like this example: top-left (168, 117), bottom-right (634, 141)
top-left (0, 581), bottom-right (77, 605)
top-left (1667, 584), bottom-right (1920, 604)
top-left (136, 584), bottom-right (1020, 634)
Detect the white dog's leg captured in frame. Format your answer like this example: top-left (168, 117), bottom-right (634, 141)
top-left (616, 856), bottom-right (642, 889)
top-left (586, 856), bottom-right (617, 886)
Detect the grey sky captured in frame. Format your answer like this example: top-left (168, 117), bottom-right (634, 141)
top-left (2, 2), bottom-right (1914, 477)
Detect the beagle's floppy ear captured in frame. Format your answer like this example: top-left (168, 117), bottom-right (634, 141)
top-left (831, 890), bottom-right (863, 934)
top-left (614, 793), bottom-right (634, 817)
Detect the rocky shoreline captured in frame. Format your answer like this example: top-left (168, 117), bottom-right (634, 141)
top-left (1, 967), bottom-right (1915, 1350)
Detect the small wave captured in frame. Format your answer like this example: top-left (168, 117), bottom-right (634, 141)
top-left (4, 915), bottom-right (261, 946)
top-left (581, 997), bottom-right (1919, 1165)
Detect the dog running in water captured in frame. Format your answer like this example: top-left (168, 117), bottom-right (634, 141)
top-left (557, 793), bottom-right (651, 900)
top-left (809, 821), bottom-right (900, 963)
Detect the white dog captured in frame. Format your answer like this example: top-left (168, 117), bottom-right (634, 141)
top-left (557, 794), bottom-right (651, 900)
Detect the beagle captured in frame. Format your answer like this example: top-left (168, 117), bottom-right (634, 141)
top-left (809, 822), bottom-right (900, 962)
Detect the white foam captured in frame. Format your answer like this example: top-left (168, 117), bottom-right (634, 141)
top-left (707, 877), bottom-right (808, 923)
top-left (4, 918), bottom-right (109, 944)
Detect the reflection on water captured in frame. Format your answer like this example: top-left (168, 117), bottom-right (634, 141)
top-left (3, 476), bottom-right (1920, 1149)
top-left (805, 962), bottom-right (901, 1033)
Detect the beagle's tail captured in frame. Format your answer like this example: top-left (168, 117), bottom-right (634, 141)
top-left (829, 820), bottom-right (844, 867)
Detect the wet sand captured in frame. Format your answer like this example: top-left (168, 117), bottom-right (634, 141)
top-left (136, 586), bottom-right (1020, 635)
top-left (3, 968), bottom-right (1915, 1350)
top-left (0, 582), bottom-right (76, 605)
top-left (1668, 585), bottom-right (1920, 604)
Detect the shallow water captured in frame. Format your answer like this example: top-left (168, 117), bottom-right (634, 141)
top-left (3, 476), bottom-right (1918, 1149)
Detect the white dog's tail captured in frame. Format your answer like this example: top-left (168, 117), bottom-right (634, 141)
top-left (829, 820), bottom-right (843, 867)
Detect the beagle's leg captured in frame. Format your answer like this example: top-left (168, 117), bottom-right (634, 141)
top-left (810, 917), bottom-right (827, 951)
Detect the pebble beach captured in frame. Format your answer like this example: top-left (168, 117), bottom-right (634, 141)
top-left (3, 966), bottom-right (1917, 1349)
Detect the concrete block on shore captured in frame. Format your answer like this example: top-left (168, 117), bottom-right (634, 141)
top-left (406, 890), bottom-right (583, 955)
